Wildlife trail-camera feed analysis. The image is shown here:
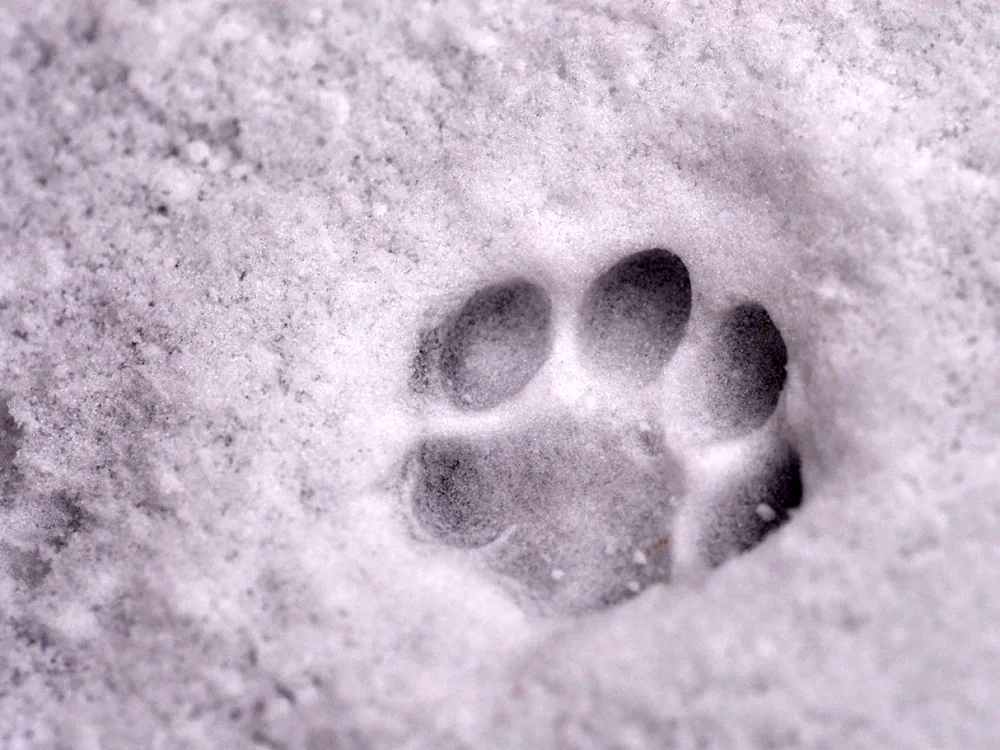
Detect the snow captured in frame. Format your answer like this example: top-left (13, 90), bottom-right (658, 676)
top-left (1, 0), bottom-right (998, 748)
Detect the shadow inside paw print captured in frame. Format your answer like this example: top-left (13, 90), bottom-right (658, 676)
top-left (404, 249), bottom-right (802, 614)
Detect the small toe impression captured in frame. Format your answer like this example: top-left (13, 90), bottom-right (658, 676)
top-left (439, 280), bottom-right (553, 410)
top-left (707, 303), bottom-right (788, 432)
top-left (700, 449), bottom-right (803, 567)
top-left (410, 437), bottom-right (518, 548)
top-left (578, 249), bottom-right (692, 384)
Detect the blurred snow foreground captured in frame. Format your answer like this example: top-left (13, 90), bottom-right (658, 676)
top-left (1, 1), bottom-right (998, 747)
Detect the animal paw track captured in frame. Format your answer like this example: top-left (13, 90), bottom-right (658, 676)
top-left (403, 248), bottom-right (802, 614)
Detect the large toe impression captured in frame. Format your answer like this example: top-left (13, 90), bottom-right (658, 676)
top-left (578, 249), bottom-right (692, 385)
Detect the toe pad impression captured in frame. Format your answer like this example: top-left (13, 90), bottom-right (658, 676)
top-left (437, 280), bottom-right (553, 411)
top-left (708, 303), bottom-right (788, 432)
top-left (578, 249), bottom-right (692, 385)
top-left (700, 449), bottom-right (803, 567)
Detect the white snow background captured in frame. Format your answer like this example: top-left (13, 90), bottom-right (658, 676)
top-left (1, 0), bottom-right (998, 748)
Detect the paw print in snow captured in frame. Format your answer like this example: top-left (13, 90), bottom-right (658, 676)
top-left (403, 249), bottom-right (802, 614)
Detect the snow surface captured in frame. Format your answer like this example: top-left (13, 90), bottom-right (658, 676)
top-left (1, 0), bottom-right (999, 747)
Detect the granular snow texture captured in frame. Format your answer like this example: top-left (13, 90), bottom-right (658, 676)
top-left (1, 1), bottom-right (999, 748)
